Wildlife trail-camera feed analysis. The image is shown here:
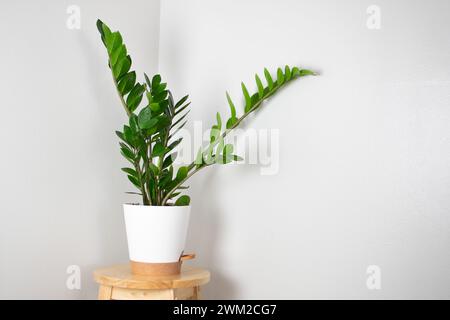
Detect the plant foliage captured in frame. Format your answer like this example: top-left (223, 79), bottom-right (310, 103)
top-left (97, 19), bottom-right (316, 206)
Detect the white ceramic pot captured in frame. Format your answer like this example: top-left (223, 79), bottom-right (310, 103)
top-left (123, 204), bottom-right (191, 263)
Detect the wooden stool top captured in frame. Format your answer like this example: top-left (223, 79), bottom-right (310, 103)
top-left (94, 264), bottom-right (210, 290)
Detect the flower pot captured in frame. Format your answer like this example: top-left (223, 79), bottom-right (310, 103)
top-left (123, 204), bottom-right (193, 276)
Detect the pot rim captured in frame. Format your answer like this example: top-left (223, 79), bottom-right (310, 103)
top-left (123, 203), bottom-right (191, 209)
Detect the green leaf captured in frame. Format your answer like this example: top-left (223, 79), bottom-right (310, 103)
top-left (116, 130), bottom-right (126, 143)
top-left (151, 74), bottom-right (161, 91)
top-left (233, 154), bottom-right (244, 161)
top-left (175, 195), bottom-right (190, 206)
top-left (144, 73), bottom-right (152, 88)
top-left (226, 117), bottom-right (238, 129)
top-left (123, 125), bottom-right (137, 146)
top-left (120, 147), bottom-right (135, 163)
top-left (152, 143), bottom-right (166, 157)
top-left (223, 144), bottom-right (233, 156)
top-left (119, 142), bottom-right (132, 153)
top-left (171, 111), bottom-right (190, 129)
top-left (159, 167), bottom-right (173, 188)
top-left (216, 112), bottom-right (222, 131)
top-left (127, 175), bottom-right (140, 188)
top-left (155, 114), bottom-right (171, 130)
top-left (226, 92), bottom-right (237, 118)
top-left (169, 192), bottom-right (181, 199)
top-left (277, 68), bottom-right (284, 86)
top-left (110, 45), bottom-right (127, 67)
top-left (153, 83), bottom-right (167, 95)
top-left (195, 147), bottom-right (204, 167)
top-left (291, 67), bottom-right (300, 77)
top-left (299, 69), bottom-right (316, 76)
top-left (138, 106), bottom-right (158, 129)
top-left (106, 31), bottom-right (122, 55)
top-left (168, 138), bottom-right (182, 151)
top-left (264, 68), bottom-right (274, 90)
top-left (176, 166), bottom-right (188, 182)
top-left (163, 153), bottom-right (177, 168)
top-left (210, 126), bottom-right (220, 143)
top-left (153, 90), bottom-right (168, 103)
top-left (284, 65), bottom-right (291, 80)
top-left (175, 95), bottom-right (189, 109)
top-left (241, 82), bottom-right (252, 112)
top-left (128, 114), bottom-right (139, 133)
top-left (174, 102), bottom-right (191, 116)
top-left (96, 19), bottom-right (106, 38)
top-left (117, 71), bottom-right (136, 96)
top-left (255, 74), bottom-right (264, 98)
top-left (113, 55), bottom-right (131, 79)
top-left (221, 144), bottom-right (234, 164)
top-left (126, 83), bottom-right (145, 112)
top-left (149, 102), bottom-right (160, 112)
top-left (148, 162), bottom-right (160, 176)
top-left (121, 167), bottom-right (138, 177)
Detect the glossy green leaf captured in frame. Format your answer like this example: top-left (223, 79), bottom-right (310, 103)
top-left (299, 69), bottom-right (316, 76)
top-left (163, 153), bottom-right (177, 168)
top-left (195, 147), bottom-right (204, 167)
top-left (277, 68), bottom-right (284, 85)
top-left (110, 45), bottom-right (127, 67)
top-left (226, 92), bottom-right (236, 118)
top-left (128, 114), bottom-right (139, 133)
top-left (171, 111), bottom-right (189, 129)
top-left (255, 74), bottom-right (264, 98)
top-left (138, 106), bottom-right (158, 129)
top-left (116, 130), bottom-right (126, 143)
top-left (144, 73), bottom-right (152, 88)
top-left (226, 117), bottom-right (238, 129)
top-left (241, 82), bottom-right (252, 112)
top-left (151, 74), bottom-right (161, 91)
top-left (152, 143), bottom-right (166, 157)
top-left (127, 175), bottom-right (140, 188)
top-left (291, 67), bottom-right (300, 77)
top-left (175, 95), bottom-right (189, 109)
top-left (113, 55), bottom-right (131, 79)
top-left (117, 71), bottom-right (136, 96)
top-left (121, 167), bottom-right (138, 177)
top-left (264, 68), bottom-right (274, 90)
top-left (174, 102), bottom-right (191, 116)
top-left (120, 147), bottom-right (135, 163)
top-left (216, 112), bottom-right (222, 131)
top-left (168, 138), bottom-right (182, 151)
top-left (176, 166), bottom-right (188, 182)
top-left (175, 195), bottom-right (190, 206)
top-left (284, 65), bottom-right (291, 80)
top-left (149, 102), bottom-right (160, 112)
top-left (126, 83), bottom-right (145, 112)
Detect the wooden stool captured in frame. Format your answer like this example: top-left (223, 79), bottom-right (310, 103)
top-left (93, 264), bottom-right (210, 300)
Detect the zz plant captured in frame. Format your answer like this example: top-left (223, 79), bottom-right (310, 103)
top-left (97, 20), bottom-right (316, 206)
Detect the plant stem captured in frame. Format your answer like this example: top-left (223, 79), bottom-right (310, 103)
top-left (110, 67), bottom-right (131, 117)
top-left (161, 164), bottom-right (210, 205)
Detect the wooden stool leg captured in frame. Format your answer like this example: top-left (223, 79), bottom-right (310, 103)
top-left (98, 285), bottom-right (113, 300)
top-left (194, 286), bottom-right (200, 300)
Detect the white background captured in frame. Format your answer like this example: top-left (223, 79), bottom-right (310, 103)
top-left (1, 0), bottom-right (449, 299)
top-left (0, 0), bottom-right (160, 299)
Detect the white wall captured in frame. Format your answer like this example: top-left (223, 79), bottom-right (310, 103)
top-left (0, 0), bottom-right (160, 299)
top-left (0, 0), bottom-right (449, 300)
top-left (159, 0), bottom-right (450, 299)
